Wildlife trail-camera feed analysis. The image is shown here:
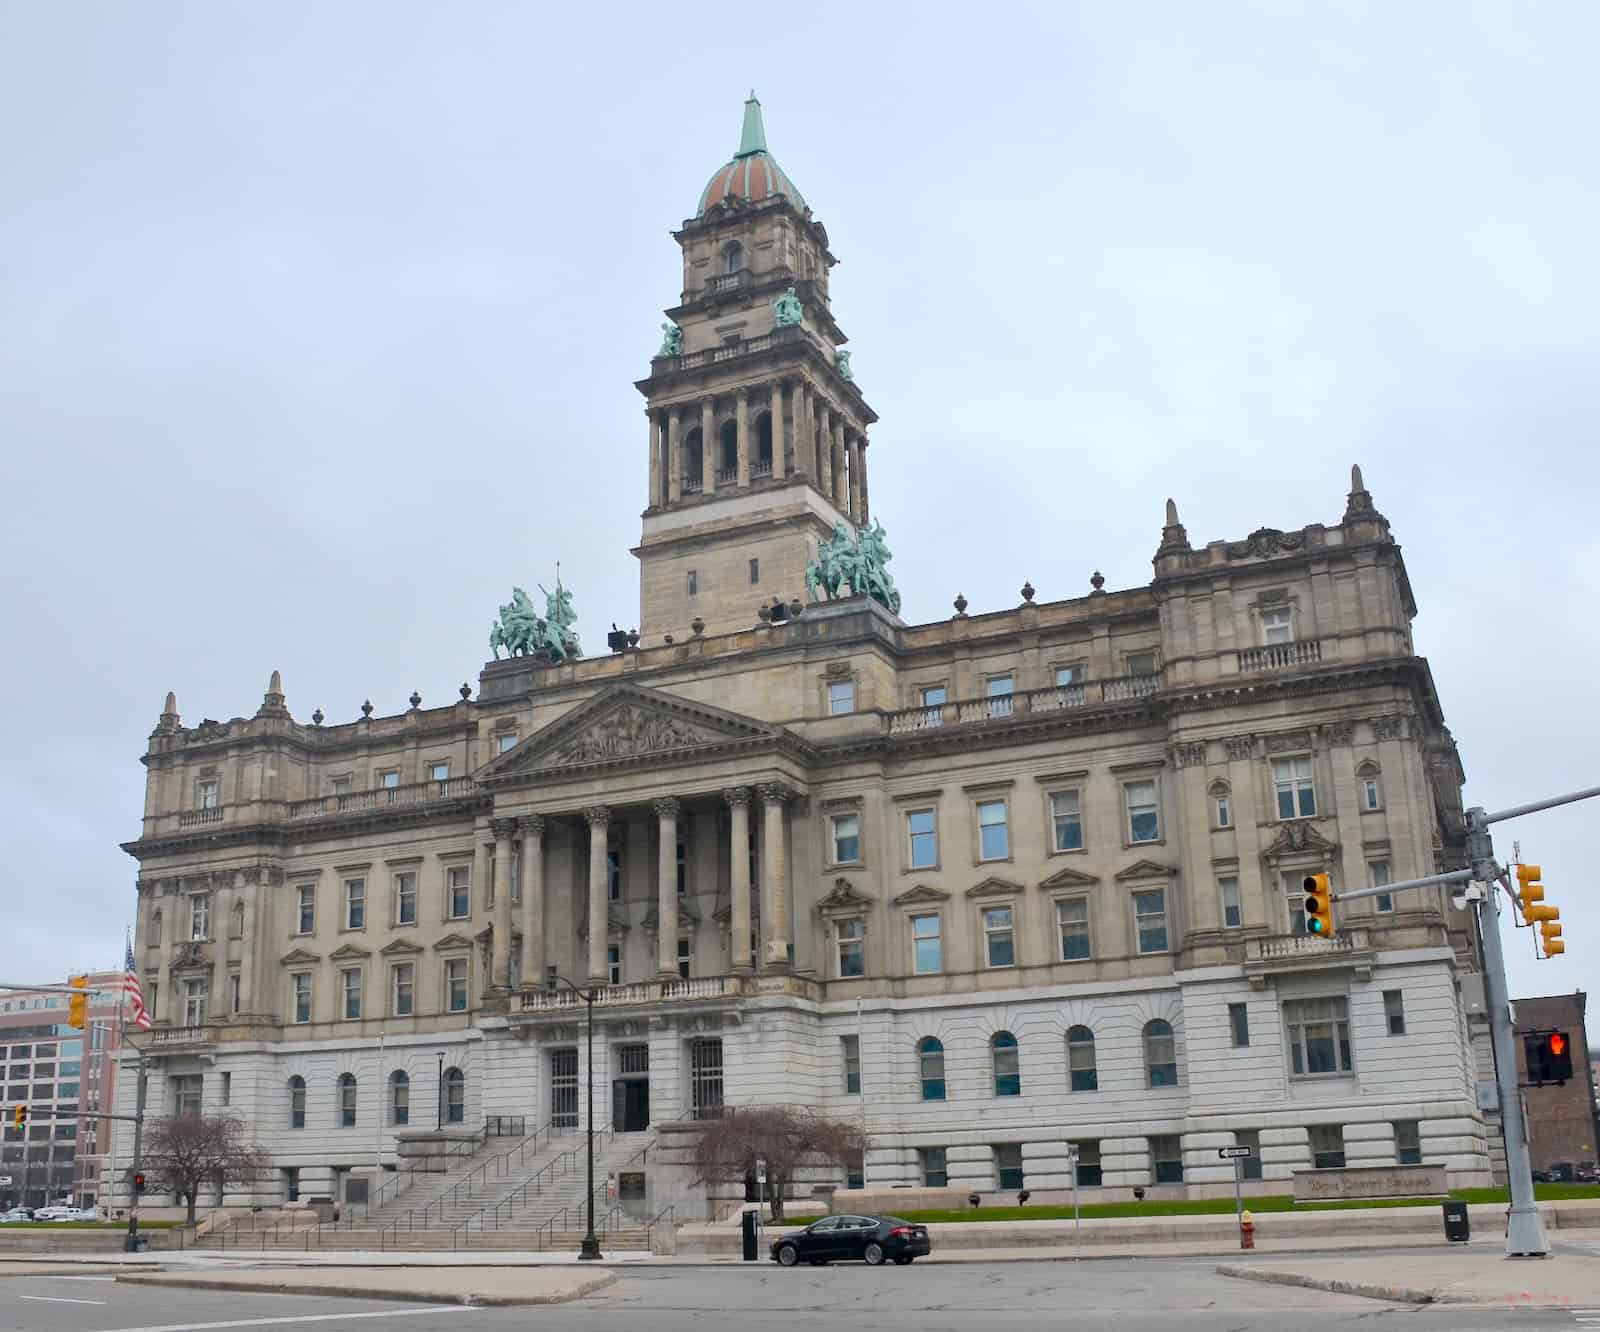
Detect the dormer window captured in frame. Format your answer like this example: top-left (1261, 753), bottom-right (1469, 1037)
top-left (722, 240), bottom-right (744, 273)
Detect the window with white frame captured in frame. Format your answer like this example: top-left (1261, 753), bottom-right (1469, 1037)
top-left (1309, 1123), bottom-right (1345, 1168)
top-left (195, 778), bottom-right (219, 810)
top-left (1125, 780), bottom-right (1160, 843)
top-left (395, 872), bottom-right (417, 925)
top-left (1055, 663), bottom-right (1085, 689)
top-left (1067, 1025), bottom-right (1097, 1090)
top-left (447, 866), bottom-right (471, 918)
top-left (977, 799), bottom-right (1009, 860)
top-left (982, 906), bottom-right (1016, 967)
top-left (836, 918), bottom-right (865, 978)
top-left (183, 978), bottom-right (208, 1027)
top-left (1281, 869), bottom-right (1322, 934)
top-left (920, 1146), bottom-right (947, 1186)
top-left (1149, 1133), bottom-right (1183, 1182)
top-left (985, 674), bottom-right (1014, 717)
top-left (1229, 1001), bottom-right (1250, 1047)
top-left (841, 1035), bottom-right (860, 1094)
top-left (1213, 786), bottom-right (1232, 829)
top-left (497, 732), bottom-right (517, 754)
top-left (830, 812), bottom-right (861, 864)
top-left (1284, 996), bottom-right (1352, 1077)
top-left (607, 945), bottom-right (621, 986)
top-left (1371, 859), bottom-right (1393, 914)
top-left (1272, 756), bottom-right (1317, 819)
top-left (1050, 790), bottom-right (1083, 851)
top-left (1394, 1119), bottom-right (1422, 1165)
top-left (291, 973), bottom-right (312, 1024)
top-left (1134, 888), bottom-right (1168, 953)
top-left (189, 893), bottom-right (210, 941)
top-left (1144, 1019), bottom-right (1178, 1086)
top-left (341, 967), bottom-right (362, 1020)
top-left (917, 1038), bottom-right (945, 1100)
top-left (1260, 605), bottom-right (1293, 644)
top-left (907, 808), bottom-right (938, 869)
top-left (338, 1073), bottom-right (358, 1127)
top-left (911, 914), bottom-right (942, 974)
top-left (1056, 897), bottom-right (1090, 960)
top-left (828, 679), bottom-right (856, 715)
top-left (296, 884), bottom-right (315, 935)
top-left (1360, 767), bottom-right (1383, 810)
top-left (429, 761), bottom-right (450, 782)
top-left (173, 1073), bottom-right (203, 1117)
top-left (991, 1031), bottom-right (1020, 1095)
top-left (379, 770), bottom-right (401, 790)
top-left (919, 684), bottom-right (946, 726)
top-left (677, 936), bottom-right (691, 979)
top-left (1219, 875), bottom-right (1242, 929)
top-left (344, 878), bottom-right (365, 930)
top-left (391, 963), bottom-right (414, 1016)
top-left (445, 957), bottom-right (468, 1012)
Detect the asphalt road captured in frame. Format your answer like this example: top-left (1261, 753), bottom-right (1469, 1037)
top-left (0, 1262), bottom-right (1587, 1332)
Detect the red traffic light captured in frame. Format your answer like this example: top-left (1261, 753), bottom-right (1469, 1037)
top-left (133, 1172), bottom-right (146, 1193)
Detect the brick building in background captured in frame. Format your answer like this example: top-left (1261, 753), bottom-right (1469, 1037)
top-left (1513, 991), bottom-right (1598, 1176)
top-left (0, 971), bottom-right (125, 1209)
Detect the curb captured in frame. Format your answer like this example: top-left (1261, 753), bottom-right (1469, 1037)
top-left (114, 1271), bottom-right (617, 1307)
top-left (1216, 1264), bottom-right (1461, 1306)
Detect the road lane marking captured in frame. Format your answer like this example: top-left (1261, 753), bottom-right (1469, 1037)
top-left (18, 1294), bottom-right (110, 1305)
top-left (94, 1310), bottom-right (486, 1332)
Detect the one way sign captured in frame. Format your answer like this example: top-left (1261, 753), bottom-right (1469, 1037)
top-left (1218, 1146), bottom-right (1252, 1160)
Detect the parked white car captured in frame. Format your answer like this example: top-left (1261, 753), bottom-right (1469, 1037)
top-left (0, 1208), bottom-right (32, 1223)
top-left (64, 1207), bottom-right (99, 1221)
top-left (31, 1206), bottom-right (73, 1221)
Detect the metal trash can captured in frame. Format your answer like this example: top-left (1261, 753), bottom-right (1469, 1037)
top-left (1442, 1200), bottom-right (1469, 1242)
top-left (741, 1209), bottom-right (759, 1261)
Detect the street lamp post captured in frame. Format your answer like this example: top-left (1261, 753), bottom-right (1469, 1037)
top-left (436, 1051), bottom-right (445, 1132)
top-left (547, 968), bottom-right (601, 1261)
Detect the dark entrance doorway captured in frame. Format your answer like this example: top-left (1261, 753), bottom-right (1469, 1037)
top-left (612, 1042), bottom-right (650, 1132)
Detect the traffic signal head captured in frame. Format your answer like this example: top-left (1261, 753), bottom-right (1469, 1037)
top-left (68, 974), bottom-right (88, 1029)
top-left (1527, 1030), bottom-right (1575, 1085)
top-left (133, 1171), bottom-right (146, 1194)
top-left (1516, 863), bottom-right (1545, 914)
top-left (1302, 873), bottom-right (1334, 936)
top-left (1540, 919), bottom-right (1565, 956)
top-left (11, 1104), bottom-right (24, 1129)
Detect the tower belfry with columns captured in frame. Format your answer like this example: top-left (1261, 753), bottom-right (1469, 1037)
top-left (634, 94), bottom-right (877, 642)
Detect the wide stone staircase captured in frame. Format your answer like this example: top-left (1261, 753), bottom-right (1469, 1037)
top-left (209, 1124), bottom-right (659, 1252)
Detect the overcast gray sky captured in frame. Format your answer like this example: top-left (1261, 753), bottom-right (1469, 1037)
top-left (2, 2), bottom-right (1595, 1004)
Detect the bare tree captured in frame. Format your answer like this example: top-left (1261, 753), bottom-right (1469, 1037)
top-left (140, 1114), bottom-right (270, 1224)
top-left (689, 1106), bottom-right (865, 1221)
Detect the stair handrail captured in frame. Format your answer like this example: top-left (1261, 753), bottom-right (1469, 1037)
top-left (644, 1203), bottom-right (675, 1253)
top-left (449, 1121), bottom-right (611, 1248)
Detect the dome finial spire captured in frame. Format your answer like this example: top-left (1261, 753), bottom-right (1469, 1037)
top-left (737, 92), bottom-right (767, 158)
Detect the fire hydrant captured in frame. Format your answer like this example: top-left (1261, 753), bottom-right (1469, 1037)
top-left (1240, 1209), bottom-right (1256, 1250)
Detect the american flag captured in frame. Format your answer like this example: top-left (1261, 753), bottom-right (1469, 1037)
top-left (124, 940), bottom-right (150, 1030)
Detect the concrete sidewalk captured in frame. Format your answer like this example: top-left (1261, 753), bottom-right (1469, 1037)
top-left (115, 1266), bottom-right (617, 1307)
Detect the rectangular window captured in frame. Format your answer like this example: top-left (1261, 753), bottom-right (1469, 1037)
top-left (1125, 780), bottom-right (1160, 843)
top-left (395, 872), bottom-right (417, 925)
top-left (1310, 1124), bottom-right (1346, 1169)
top-left (291, 973), bottom-right (312, 1025)
top-left (1126, 650), bottom-right (1157, 676)
top-left (911, 914), bottom-right (942, 974)
top-left (1073, 1141), bottom-right (1102, 1187)
top-left (828, 680), bottom-right (856, 715)
top-left (196, 778), bottom-right (219, 810)
top-left (749, 557), bottom-right (760, 585)
top-left (919, 685), bottom-right (946, 726)
top-left (1235, 1129), bottom-right (1263, 1181)
top-left (497, 732), bottom-right (517, 753)
top-left (1272, 756), bottom-right (1317, 819)
top-left (831, 812), bottom-right (861, 864)
top-left (1261, 606), bottom-right (1293, 644)
top-left (1229, 1001), bottom-right (1250, 1047)
top-left (1394, 1120), bottom-right (1422, 1166)
top-left (296, 885), bottom-right (315, 935)
top-left (607, 945), bottom-right (621, 987)
top-left (341, 968), bottom-right (362, 1020)
top-left (985, 675), bottom-right (1014, 718)
top-left (1285, 996), bottom-right (1353, 1077)
top-left (841, 1035), bottom-right (860, 1094)
top-left (607, 849), bottom-right (622, 902)
top-left (345, 878), bottom-right (366, 930)
top-left (907, 809), bottom-right (938, 869)
top-left (836, 918), bottom-right (865, 978)
top-left (332, 774), bottom-right (353, 794)
top-left (392, 963), bottom-right (414, 1017)
top-left (676, 936), bottom-right (691, 980)
top-left (1134, 889), bottom-right (1168, 954)
top-left (1363, 776), bottom-right (1382, 810)
top-left (1220, 875), bottom-right (1242, 929)
top-left (1055, 663), bottom-right (1084, 688)
top-left (1215, 792), bottom-right (1232, 828)
top-left (448, 866), bottom-right (471, 918)
top-left (173, 1074), bottom-right (203, 1117)
top-left (186, 892), bottom-right (210, 941)
top-left (1371, 860), bottom-right (1393, 914)
top-left (183, 978), bottom-right (208, 1026)
top-left (445, 958), bottom-right (468, 1012)
top-left (1383, 989), bottom-right (1406, 1036)
top-left (977, 800), bottom-right (1009, 860)
top-left (230, 972), bottom-right (241, 1014)
top-left (983, 906), bottom-right (1016, 968)
top-left (686, 569), bottom-right (698, 597)
top-left (1057, 897), bottom-right (1091, 961)
top-left (379, 770), bottom-right (401, 790)
top-left (994, 1143), bottom-right (1024, 1191)
top-left (429, 761), bottom-right (450, 782)
top-left (1150, 1135), bottom-right (1183, 1184)
top-left (920, 1146), bottom-right (947, 1188)
top-left (1050, 790), bottom-right (1083, 852)
top-left (1282, 870), bottom-right (1312, 934)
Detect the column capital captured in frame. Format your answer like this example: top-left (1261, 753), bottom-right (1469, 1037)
top-left (584, 805), bottom-right (611, 828)
top-left (735, 385), bottom-right (749, 402)
top-left (490, 817), bottom-right (520, 840)
top-left (722, 785), bottom-right (753, 808)
top-left (756, 782), bottom-right (793, 806)
top-left (652, 796), bottom-right (681, 819)
top-left (518, 814), bottom-right (545, 838)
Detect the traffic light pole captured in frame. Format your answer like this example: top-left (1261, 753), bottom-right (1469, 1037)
top-left (124, 1051), bottom-right (147, 1253)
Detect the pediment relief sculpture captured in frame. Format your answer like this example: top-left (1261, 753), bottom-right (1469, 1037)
top-left (555, 705), bottom-right (717, 765)
top-left (1264, 821), bottom-right (1338, 857)
top-left (817, 877), bottom-right (873, 913)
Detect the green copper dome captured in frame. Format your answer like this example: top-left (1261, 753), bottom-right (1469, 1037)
top-left (696, 94), bottom-right (807, 217)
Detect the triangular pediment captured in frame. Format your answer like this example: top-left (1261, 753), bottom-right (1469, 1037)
top-left (1039, 865), bottom-right (1100, 890)
top-left (817, 877), bottom-right (873, 913)
top-left (280, 947), bottom-right (320, 965)
top-left (328, 942), bottom-right (372, 961)
top-left (432, 933), bottom-right (474, 952)
top-left (480, 683), bottom-right (790, 780)
top-left (380, 938), bottom-right (423, 957)
top-left (965, 876), bottom-right (1026, 900)
top-left (893, 883), bottom-right (950, 906)
top-left (1114, 859), bottom-right (1178, 882)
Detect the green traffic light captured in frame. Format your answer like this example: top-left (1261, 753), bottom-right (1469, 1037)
top-left (1307, 918), bottom-right (1326, 934)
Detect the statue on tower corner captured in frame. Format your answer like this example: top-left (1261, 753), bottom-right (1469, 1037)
top-left (489, 574), bottom-right (582, 661)
top-left (806, 519), bottom-right (901, 615)
top-left (834, 348), bottom-right (853, 381)
top-left (657, 322), bottom-right (683, 357)
top-left (772, 286), bottom-right (804, 328)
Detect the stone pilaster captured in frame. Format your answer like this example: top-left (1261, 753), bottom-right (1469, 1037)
top-left (847, 434), bottom-right (862, 522)
top-left (654, 797), bottom-right (680, 976)
top-left (818, 401), bottom-right (833, 498)
top-left (647, 411), bottom-right (660, 508)
top-left (585, 807), bottom-right (610, 985)
top-left (858, 434), bottom-right (870, 522)
top-left (735, 389), bottom-right (750, 487)
top-left (725, 787), bottom-right (754, 973)
top-left (833, 417), bottom-right (847, 510)
top-left (758, 784), bottom-right (792, 970)
top-left (700, 399), bottom-right (715, 494)
top-left (519, 815), bottom-right (545, 992)
top-left (490, 818), bottom-right (516, 991)
top-left (771, 382), bottom-right (787, 480)
top-left (668, 408), bottom-right (682, 503)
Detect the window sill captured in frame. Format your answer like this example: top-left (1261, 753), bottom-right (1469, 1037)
top-left (1047, 845), bottom-right (1087, 857)
top-left (904, 862), bottom-right (941, 874)
top-left (392, 921), bottom-right (418, 930)
top-left (975, 855), bottom-right (1015, 866)
top-left (828, 860), bottom-right (866, 872)
top-left (1124, 837), bottom-right (1165, 849)
top-left (1359, 806), bottom-right (1384, 815)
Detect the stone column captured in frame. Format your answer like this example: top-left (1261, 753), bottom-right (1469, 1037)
top-left (758, 784), bottom-right (791, 970)
top-left (235, 870), bottom-right (257, 1017)
top-left (700, 399), bottom-right (715, 494)
top-left (668, 408), bottom-right (682, 503)
top-left (585, 808), bottom-right (611, 985)
top-left (735, 389), bottom-right (750, 487)
top-left (647, 412), bottom-right (661, 508)
top-left (833, 418), bottom-right (847, 510)
top-left (848, 434), bottom-right (862, 523)
top-left (491, 818), bottom-right (515, 991)
top-left (793, 383), bottom-right (811, 478)
top-left (725, 787), bottom-right (754, 973)
top-left (771, 383), bottom-right (788, 480)
top-left (818, 401), bottom-right (833, 497)
top-left (858, 435), bottom-right (870, 522)
top-left (654, 798), bottom-right (680, 977)
top-left (519, 815), bottom-right (544, 991)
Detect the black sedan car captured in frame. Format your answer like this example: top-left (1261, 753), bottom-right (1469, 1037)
top-left (770, 1213), bottom-right (931, 1267)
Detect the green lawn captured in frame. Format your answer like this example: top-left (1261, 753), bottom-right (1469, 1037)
top-left (774, 1183), bottom-right (1600, 1226)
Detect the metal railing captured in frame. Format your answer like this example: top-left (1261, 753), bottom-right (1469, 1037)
top-left (448, 1122), bottom-right (618, 1248)
top-left (886, 675), bottom-right (1161, 734)
top-left (644, 1203), bottom-right (675, 1253)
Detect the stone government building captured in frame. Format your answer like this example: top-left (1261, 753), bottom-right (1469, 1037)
top-left (112, 96), bottom-right (1493, 1208)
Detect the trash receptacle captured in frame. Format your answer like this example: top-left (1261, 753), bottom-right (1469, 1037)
top-left (741, 1209), bottom-right (759, 1261)
top-left (1442, 1200), bottom-right (1469, 1242)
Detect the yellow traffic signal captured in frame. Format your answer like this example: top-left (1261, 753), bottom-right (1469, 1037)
top-left (1516, 864), bottom-right (1544, 917)
top-left (68, 974), bottom-right (88, 1029)
top-left (11, 1104), bottom-right (25, 1129)
top-left (1541, 920), bottom-right (1565, 957)
top-left (1302, 873), bottom-right (1334, 937)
